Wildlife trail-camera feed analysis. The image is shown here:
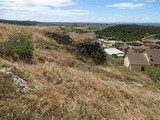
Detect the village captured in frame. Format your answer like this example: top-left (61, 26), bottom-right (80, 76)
top-left (97, 36), bottom-right (160, 71)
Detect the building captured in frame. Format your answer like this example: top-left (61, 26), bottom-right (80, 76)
top-left (144, 49), bottom-right (160, 66)
top-left (104, 48), bottom-right (125, 57)
top-left (124, 53), bottom-right (150, 71)
top-left (124, 49), bottom-right (160, 71)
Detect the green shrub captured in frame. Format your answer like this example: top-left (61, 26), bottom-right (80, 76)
top-left (0, 33), bottom-right (34, 60)
top-left (155, 34), bottom-right (160, 39)
top-left (111, 54), bottom-right (118, 58)
top-left (44, 31), bottom-right (73, 45)
top-left (76, 41), bottom-right (107, 64)
top-left (145, 66), bottom-right (160, 83)
top-left (90, 50), bottom-right (106, 64)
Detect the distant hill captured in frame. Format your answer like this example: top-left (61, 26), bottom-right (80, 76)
top-left (0, 19), bottom-right (111, 28)
top-left (137, 23), bottom-right (160, 27)
top-left (0, 19), bottom-right (41, 26)
top-left (96, 24), bottom-right (160, 41)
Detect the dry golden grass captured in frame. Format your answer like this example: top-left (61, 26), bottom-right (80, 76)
top-left (69, 32), bottom-right (96, 43)
top-left (0, 24), bottom-right (160, 120)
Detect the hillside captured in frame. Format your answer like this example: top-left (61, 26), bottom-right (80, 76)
top-left (96, 24), bottom-right (160, 41)
top-left (0, 23), bottom-right (160, 120)
top-left (0, 19), bottom-right (112, 31)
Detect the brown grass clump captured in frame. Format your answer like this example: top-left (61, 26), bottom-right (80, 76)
top-left (0, 73), bottom-right (16, 100)
top-left (69, 32), bottom-right (96, 43)
top-left (0, 24), bottom-right (160, 120)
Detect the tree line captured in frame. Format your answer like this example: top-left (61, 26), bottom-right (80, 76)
top-left (96, 24), bottom-right (160, 41)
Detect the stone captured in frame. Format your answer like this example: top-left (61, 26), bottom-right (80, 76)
top-left (128, 81), bottom-right (143, 87)
top-left (0, 67), bottom-right (13, 76)
top-left (0, 67), bottom-right (31, 93)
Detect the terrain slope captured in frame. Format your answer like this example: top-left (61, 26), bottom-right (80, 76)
top-left (0, 24), bottom-right (160, 120)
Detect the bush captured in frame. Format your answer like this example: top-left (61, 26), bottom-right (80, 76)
top-left (0, 33), bottom-right (34, 60)
top-left (111, 54), bottom-right (118, 58)
top-left (155, 34), bottom-right (160, 39)
top-left (45, 31), bottom-right (73, 45)
top-left (145, 66), bottom-right (160, 83)
top-left (76, 41), bottom-right (107, 64)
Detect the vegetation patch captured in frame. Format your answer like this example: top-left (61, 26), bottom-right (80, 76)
top-left (76, 41), bottom-right (107, 64)
top-left (145, 66), bottom-right (160, 83)
top-left (35, 39), bottom-right (55, 50)
top-left (96, 25), bottom-right (160, 41)
top-left (0, 33), bottom-right (34, 61)
top-left (45, 31), bottom-right (73, 45)
top-left (154, 33), bottom-right (160, 39)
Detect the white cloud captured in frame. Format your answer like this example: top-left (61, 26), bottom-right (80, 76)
top-left (52, 9), bottom-right (91, 16)
top-left (1, 0), bottom-right (76, 7)
top-left (33, 0), bottom-right (76, 7)
top-left (144, 16), bottom-right (150, 20)
top-left (106, 3), bottom-right (144, 9)
top-left (0, 0), bottom-right (91, 19)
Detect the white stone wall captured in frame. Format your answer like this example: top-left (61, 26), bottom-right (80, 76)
top-left (124, 57), bottom-right (130, 67)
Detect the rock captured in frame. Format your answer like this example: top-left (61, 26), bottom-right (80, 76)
top-left (39, 44), bottom-right (53, 50)
top-left (13, 76), bottom-right (30, 93)
top-left (0, 67), bottom-right (13, 76)
top-left (128, 81), bottom-right (143, 87)
top-left (0, 67), bottom-right (31, 93)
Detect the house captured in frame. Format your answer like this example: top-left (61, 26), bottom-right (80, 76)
top-left (124, 49), bottom-right (160, 71)
top-left (104, 48), bottom-right (125, 57)
top-left (124, 53), bottom-right (150, 71)
top-left (115, 41), bottom-right (125, 47)
top-left (118, 45), bottom-right (130, 52)
top-left (144, 49), bottom-right (160, 66)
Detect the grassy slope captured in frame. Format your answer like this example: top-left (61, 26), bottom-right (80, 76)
top-left (0, 24), bottom-right (160, 120)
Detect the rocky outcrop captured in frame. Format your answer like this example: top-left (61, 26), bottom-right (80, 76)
top-left (45, 32), bottom-right (73, 45)
top-left (0, 67), bottom-right (31, 93)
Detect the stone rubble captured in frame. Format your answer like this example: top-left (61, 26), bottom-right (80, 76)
top-left (0, 67), bottom-right (31, 93)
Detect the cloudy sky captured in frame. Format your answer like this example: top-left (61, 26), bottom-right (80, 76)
top-left (0, 0), bottom-right (159, 23)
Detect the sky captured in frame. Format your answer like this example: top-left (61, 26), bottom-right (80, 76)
top-left (0, 0), bottom-right (160, 23)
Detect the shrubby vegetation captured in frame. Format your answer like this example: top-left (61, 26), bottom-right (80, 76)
top-left (44, 31), bottom-right (73, 45)
top-left (0, 33), bottom-right (34, 60)
top-left (155, 33), bottom-right (160, 39)
top-left (96, 25), bottom-right (160, 41)
top-left (76, 41), bottom-right (107, 64)
top-left (145, 66), bottom-right (160, 83)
